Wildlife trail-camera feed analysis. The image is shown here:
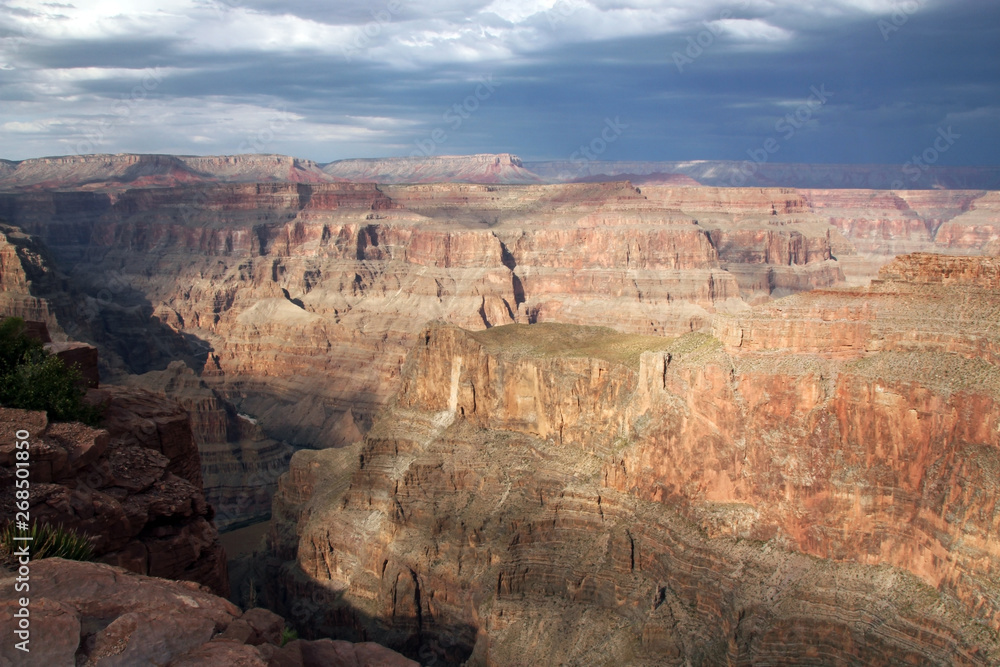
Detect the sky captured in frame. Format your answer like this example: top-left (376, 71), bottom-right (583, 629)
top-left (0, 0), bottom-right (997, 165)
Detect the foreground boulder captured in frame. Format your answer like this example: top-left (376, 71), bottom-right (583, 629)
top-left (0, 558), bottom-right (417, 667)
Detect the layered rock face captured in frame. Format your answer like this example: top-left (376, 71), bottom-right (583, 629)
top-left (0, 388), bottom-right (229, 595)
top-left (0, 558), bottom-right (417, 667)
top-left (0, 181), bottom-right (846, 453)
top-left (0, 224), bottom-right (65, 336)
top-left (0, 153), bottom-right (336, 190)
top-left (262, 256), bottom-right (1000, 665)
top-left (2, 177), bottom-right (998, 535)
top-left (0, 222), bottom-right (291, 528)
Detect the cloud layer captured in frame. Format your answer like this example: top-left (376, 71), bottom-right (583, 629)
top-left (1, 0), bottom-right (997, 165)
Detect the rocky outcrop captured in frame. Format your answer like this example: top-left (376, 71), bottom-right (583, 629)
top-left (0, 558), bottom-right (417, 667)
top-left (0, 224), bottom-right (64, 337)
top-left (0, 388), bottom-right (229, 595)
top-left (0, 182), bottom-right (846, 455)
top-left (2, 178), bottom-right (998, 533)
top-left (262, 300), bottom-right (1000, 664)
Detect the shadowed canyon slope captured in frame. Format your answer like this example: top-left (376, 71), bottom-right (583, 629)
top-left (261, 254), bottom-right (1000, 665)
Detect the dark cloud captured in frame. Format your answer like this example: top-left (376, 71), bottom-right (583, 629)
top-left (0, 0), bottom-right (997, 165)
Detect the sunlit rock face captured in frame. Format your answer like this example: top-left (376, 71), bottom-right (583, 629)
top-left (1, 158), bottom-right (998, 532)
top-left (260, 253), bottom-right (1000, 665)
top-left (0, 179), bottom-right (855, 451)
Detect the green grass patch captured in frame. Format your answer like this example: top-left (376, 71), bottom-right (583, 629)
top-left (0, 522), bottom-right (96, 564)
top-left (469, 322), bottom-right (720, 370)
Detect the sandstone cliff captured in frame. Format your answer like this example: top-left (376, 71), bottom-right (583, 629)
top-left (2, 180), bottom-right (998, 535)
top-left (0, 388), bottom-right (229, 595)
top-left (122, 362), bottom-right (294, 530)
top-left (0, 182), bottom-right (847, 455)
top-left (0, 153), bottom-right (336, 190)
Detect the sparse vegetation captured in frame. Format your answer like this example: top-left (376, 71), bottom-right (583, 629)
top-left (0, 317), bottom-right (102, 425)
top-left (280, 626), bottom-right (298, 647)
top-left (469, 322), bottom-right (721, 370)
top-left (0, 522), bottom-right (96, 565)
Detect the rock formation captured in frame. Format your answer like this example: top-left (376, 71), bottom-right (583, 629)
top-left (6, 152), bottom-right (1000, 192)
top-left (260, 253), bottom-right (1000, 665)
top-left (0, 558), bottom-right (417, 667)
top-left (1, 159), bottom-right (998, 534)
top-left (0, 388), bottom-right (229, 595)
top-left (0, 180), bottom-right (849, 454)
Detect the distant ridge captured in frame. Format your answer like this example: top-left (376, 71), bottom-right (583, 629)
top-left (322, 153), bottom-right (544, 184)
top-left (1, 153), bottom-right (998, 191)
top-left (527, 159), bottom-right (1000, 190)
top-left (0, 153), bottom-right (338, 190)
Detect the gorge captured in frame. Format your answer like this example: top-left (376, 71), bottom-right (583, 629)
top-left (1, 153), bottom-right (999, 664)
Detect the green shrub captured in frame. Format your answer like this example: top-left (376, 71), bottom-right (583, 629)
top-left (280, 626), bottom-right (298, 647)
top-left (0, 522), bottom-right (96, 564)
top-left (0, 317), bottom-right (101, 425)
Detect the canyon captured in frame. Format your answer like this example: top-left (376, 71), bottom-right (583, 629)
top-left (1, 152), bottom-right (999, 664)
top-left (261, 253), bottom-right (1000, 664)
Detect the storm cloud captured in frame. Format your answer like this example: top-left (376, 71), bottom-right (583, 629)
top-left (1, 0), bottom-right (997, 164)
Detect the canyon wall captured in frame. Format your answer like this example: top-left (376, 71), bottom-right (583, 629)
top-left (2, 175), bottom-right (998, 532)
top-left (0, 180), bottom-right (849, 454)
top-left (262, 255), bottom-right (1000, 664)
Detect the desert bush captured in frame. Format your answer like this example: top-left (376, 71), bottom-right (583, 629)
top-left (0, 522), bottom-right (96, 565)
top-left (0, 317), bottom-right (101, 425)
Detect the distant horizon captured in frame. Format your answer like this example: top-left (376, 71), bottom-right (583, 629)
top-left (4, 151), bottom-right (1000, 169)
